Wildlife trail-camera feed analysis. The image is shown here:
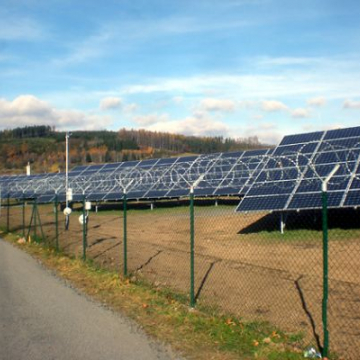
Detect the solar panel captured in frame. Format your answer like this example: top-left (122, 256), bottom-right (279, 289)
top-left (324, 126), bottom-right (360, 140)
top-left (103, 192), bottom-right (122, 201)
top-left (236, 126), bottom-right (360, 212)
top-left (279, 131), bottom-right (323, 146)
top-left (37, 194), bottom-right (57, 203)
top-left (344, 190), bottom-right (360, 206)
top-left (0, 148), bottom-right (273, 203)
top-left (4, 126), bottom-right (360, 212)
top-left (239, 194), bottom-right (290, 211)
top-left (16, 131), bottom-right (357, 212)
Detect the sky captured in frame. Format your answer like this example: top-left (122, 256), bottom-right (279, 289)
top-left (0, 0), bottom-right (360, 144)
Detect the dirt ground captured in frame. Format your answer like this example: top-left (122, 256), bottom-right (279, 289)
top-left (3, 203), bottom-right (360, 359)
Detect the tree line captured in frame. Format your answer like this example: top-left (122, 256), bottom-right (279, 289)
top-left (0, 125), bottom-right (268, 174)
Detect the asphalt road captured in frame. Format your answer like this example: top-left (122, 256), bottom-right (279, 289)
top-left (0, 239), bottom-right (180, 360)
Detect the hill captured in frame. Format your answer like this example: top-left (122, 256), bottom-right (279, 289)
top-left (0, 125), bottom-right (268, 175)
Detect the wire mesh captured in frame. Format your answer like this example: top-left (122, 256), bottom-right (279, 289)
top-left (126, 201), bottom-right (191, 297)
top-left (1, 195), bottom-right (359, 359)
top-left (193, 205), bottom-right (324, 344)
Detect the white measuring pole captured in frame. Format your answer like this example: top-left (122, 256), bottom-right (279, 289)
top-left (65, 132), bottom-right (70, 209)
top-left (65, 131), bottom-right (72, 230)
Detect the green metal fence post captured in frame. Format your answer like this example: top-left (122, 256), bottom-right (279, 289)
top-left (190, 186), bottom-right (195, 307)
top-left (6, 193), bottom-right (10, 232)
top-left (320, 164), bottom-right (338, 358)
top-left (22, 192), bottom-right (25, 238)
top-left (55, 193), bottom-right (59, 252)
top-left (26, 201), bottom-right (35, 242)
top-left (35, 198), bottom-right (46, 244)
top-left (123, 191), bottom-right (128, 276)
top-left (34, 198), bottom-right (37, 242)
top-left (322, 190), bottom-right (329, 358)
top-left (82, 194), bottom-right (87, 261)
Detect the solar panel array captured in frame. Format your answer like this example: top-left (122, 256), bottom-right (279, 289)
top-left (66, 149), bottom-right (271, 202)
top-left (236, 126), bottom-right (360, 212)
top-left (0, 149), bottom-right (272, 203)
top-left (2, 125), bottom-right (360, 212)
top-left (0, 173), bottom-right (58, 200)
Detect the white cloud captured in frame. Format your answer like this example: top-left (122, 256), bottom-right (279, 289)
top-left (302, 124), bottom-right (316, 132)
top-left (238, 100), bottom-right (257, 109)
top-left (242, 122), bottom-right (282, 145)
top-left (111, 15), bottom-right (254, 42)
top-left (120, 55), bottom-right (360, 100)
top-left (0, 95), bottom-right (112, 130)
top-left (323, 123), bottom-right (344, 131)
top-left (261, 100), bottom-right (288, 112)
top-left (0, 95), bottom-right (52, 117)
top-left (251, 114), bottom-right (264, 120)
top-left (0, 14), bottom-right (43, 41)
top-left (145, 113), bottom-right (228, 137)
top-left (133, 113), bottom-right (169, 126)
top-left (172, 96), bottom-right (184, 104)
top-left (100, 97), bottom-right (122, 110)
top-left (199, 98), bottom-right (236, 112)
top-left (257, 56), bottom-right (324, 67)
top-left (123, 103), bottom-right (138, 113)
top-left (307, 96), bottom-right (326, 107)
top-left (53, 29), bottom-right (111, 66)
top-left (343, 99), bottom-right (360, 109)
top-left (291, 108), bottom-right (311, 118)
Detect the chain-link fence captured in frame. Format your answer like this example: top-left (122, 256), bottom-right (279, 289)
top-left (1, 194), bottom-right (359, 359)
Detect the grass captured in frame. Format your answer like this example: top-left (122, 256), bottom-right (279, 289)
top-left (0, 230), bottom-right (307, 360)
top-left (248, 228), bottom-right (360, 243)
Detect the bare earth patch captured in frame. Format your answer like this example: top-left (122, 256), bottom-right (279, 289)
top-left (4, 203), bottom-right (359, 359)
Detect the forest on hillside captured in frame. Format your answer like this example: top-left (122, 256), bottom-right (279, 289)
top-left (0, 125), bottom-right (268, 174)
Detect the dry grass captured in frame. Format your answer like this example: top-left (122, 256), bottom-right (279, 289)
top-left (1, 230), bottom-right (306, 360)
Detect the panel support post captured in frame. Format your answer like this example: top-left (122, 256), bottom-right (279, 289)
top-left (190, 186), bottom-right (195, 308)
top-left (55, 193), bottom-right (59, 252)
top-left (82, 194), bottom-right (87, 261)
top-left (280, 212), bottom-right (285, 234)
top-left (123, 190), bottom-right (128, 277)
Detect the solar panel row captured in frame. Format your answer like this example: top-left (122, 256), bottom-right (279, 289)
top-left (2, 125), bottom-right (360, 212)
top-left (236, 125), bottom-right (360, 212)
top-left (0, 149), bottom-right (272, 203)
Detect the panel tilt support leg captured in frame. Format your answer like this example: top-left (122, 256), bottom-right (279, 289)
top-left (280, 212), bottom-right (286, 235)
